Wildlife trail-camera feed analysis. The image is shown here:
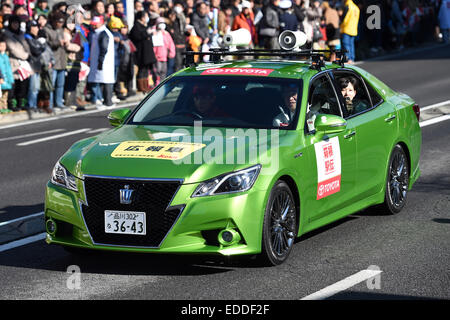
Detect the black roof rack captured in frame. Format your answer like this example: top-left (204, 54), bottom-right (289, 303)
top-left (183, 48), bottom-right (348, 70)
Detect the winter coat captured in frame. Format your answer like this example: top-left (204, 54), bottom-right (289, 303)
top-left (63, 28), bottom-right (81, 63)
top-left (232, 12), bottom-right (258, 45)
top-left (2, 28), bottom-right (31, 78)
top-left (191, 11), bottom-right (210, 41)
top-left (259, 4), bottom-right (280, 37)
top-left (110, 29), bottom-right (122, 68)
top-left (293, 4), bottom-right (306, 32)
top-left (88, 25), bottom-right (115, 84)
top-left (340, 0), bottom-right (360, 36)
top-left (152, 30), bottom-right (176, 62)
top-left (280, 10), bottom-right (299, 32)
top-left (118, 37), bottom-right (135, 82)
top-left (43, 24), bottom-right (67, 70)
top-left (25, 33), bottom-right (46, 73)
top-left (0, 53), bottom-right (14, 90)
top-left (168, 14), bottom-right (187, 45)
top-left (129, 21), bottom-right (157, 68)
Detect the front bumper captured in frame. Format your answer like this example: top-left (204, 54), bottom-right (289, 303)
top-left (44, 178), bottom-right (268, 256)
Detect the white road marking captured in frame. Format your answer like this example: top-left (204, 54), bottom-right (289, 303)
top-left (0, 129), bottom-right (65, 142)
top-left (420, 114), bottom-right (450, 128)
top-left (301, 268), bottom-right (383, 300)
top-left (16, 128), bottom-right (91, 146)
top-left (420, 100), bottom-right (450, 111)
top-left (87, 128), bottom-right (109, 134)
top-left (0, 211), bottom-right (44, 227)
top-left (0, 232), bottom-right (47, 253)
top-left (0, 101), bottom-right (137, 131)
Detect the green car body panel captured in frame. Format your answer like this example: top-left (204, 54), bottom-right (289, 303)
top-left (44, 60), bottom-right (422, 257)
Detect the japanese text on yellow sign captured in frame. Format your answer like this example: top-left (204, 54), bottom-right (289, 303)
top-left (111, 141), bottom-right (206, 160)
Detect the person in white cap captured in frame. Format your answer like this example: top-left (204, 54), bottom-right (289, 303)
top-left (231, 0), bottom-right (258, 47)
top-left (279, 0), bottom-right (299, 32)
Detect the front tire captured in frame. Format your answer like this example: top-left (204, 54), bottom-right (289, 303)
top-left (259, 181), bottom-right (298, 266)
top-left (382, 144), bottom-right (410, 214)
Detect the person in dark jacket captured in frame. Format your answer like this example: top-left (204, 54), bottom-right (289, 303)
top-left (25, 20), bottom-right (46, 112)
top-left (129, 11), bottom-right (157, 93)
top-left (259, 0), bottom-right (282, 49)
top-left (167, 6), bottom-right (186, 73)
top-left (191, 2), bottom-right (210, 45)
top-left (279, 0), bottom-right (299, 32)
top-left (116, 23), bottom-right (135, 100)
top-left (293, 0), bottom-right (306, 32)
top-left (43, 11), bottom-right (67, 109)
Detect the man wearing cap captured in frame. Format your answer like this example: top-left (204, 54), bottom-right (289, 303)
top-left (279, 0), bottom-right (299, 32)
top-left (88, 15), bottom-right (116, 109)
top-left (44, 11), bottom-right (67, 109)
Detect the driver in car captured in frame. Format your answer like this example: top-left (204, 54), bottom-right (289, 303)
top-left (192, 85), bottom-right (229, 118)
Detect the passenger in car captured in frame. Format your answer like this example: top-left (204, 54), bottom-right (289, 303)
top-left (337, 76), bottom-right (369, 115)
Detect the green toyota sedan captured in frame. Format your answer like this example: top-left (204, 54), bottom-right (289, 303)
top-left (45, 50), bottom-right (421, 265)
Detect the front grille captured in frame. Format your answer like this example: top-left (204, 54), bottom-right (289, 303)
top-left (81, 176), bottom-right (182, 248)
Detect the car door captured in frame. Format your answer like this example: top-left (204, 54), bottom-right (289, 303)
top-left (331, 69), bottom-right (398, 201)
top-left (303, 72), bottom-right (357, 223)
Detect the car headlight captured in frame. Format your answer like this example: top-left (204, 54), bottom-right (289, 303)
top-left (50, 162), bottom-right (78, 192)
top-left (192, 165), bottom-right (261, 197)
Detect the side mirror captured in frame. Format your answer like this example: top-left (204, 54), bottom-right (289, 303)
top-left (108, 108), bottom-right (131, 127)
top-left (314, 114), bottom-right (347, 135)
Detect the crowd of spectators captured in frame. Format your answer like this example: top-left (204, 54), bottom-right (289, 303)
top-left (0, 0), bottom-right (449, 114)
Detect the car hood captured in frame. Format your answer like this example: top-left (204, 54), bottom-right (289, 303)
top-left (60, 125), bottom-right (284, 184)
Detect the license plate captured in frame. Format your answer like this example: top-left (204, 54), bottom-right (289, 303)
top-left (104, 210), bottom-right (146, 235)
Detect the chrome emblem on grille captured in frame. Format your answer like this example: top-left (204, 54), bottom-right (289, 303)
top-left (119, 185), bottom-right (134, 204)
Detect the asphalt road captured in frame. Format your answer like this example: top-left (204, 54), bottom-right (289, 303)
top-left (0, 44), bottom-right (449, 301)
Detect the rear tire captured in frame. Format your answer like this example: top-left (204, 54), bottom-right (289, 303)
top-left (259, 181), bottom-right (298, 266)
top-left (381, 144), bottom-right (410, 214)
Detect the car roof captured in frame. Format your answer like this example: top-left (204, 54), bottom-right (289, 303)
top-left (175, 59), bottom-right (342, 79)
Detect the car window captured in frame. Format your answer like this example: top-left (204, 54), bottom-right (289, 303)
top-left (333, 71), bottom-right (372, 117)
top-left (306, 75), bottom-right (342, 132)
top-left (129, 76), bottom-right (303, 129)
top-left (364, 78), bottom-right (383, 106)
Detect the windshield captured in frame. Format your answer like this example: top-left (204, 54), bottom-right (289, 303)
top-left (128, 76), bottom-right (303, 129)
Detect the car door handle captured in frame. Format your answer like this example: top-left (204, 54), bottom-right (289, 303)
top-left (344, 131), bottom-right (356, 139)
top-left (385, 115), bottom-right (396, 122)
